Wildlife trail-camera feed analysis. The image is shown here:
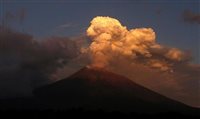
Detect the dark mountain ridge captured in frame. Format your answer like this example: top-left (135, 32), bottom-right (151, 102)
top-left (33, 67), bottom-right (198, 114)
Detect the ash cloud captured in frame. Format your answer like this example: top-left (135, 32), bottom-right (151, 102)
top-left (0, 26), bottom-right (81, 98)
top-left (85, 16), bottom-right (199, 107)
top-left (86, 16), bottom-right (190, 71)
top-left (0, 16), bottom-right (199, 107)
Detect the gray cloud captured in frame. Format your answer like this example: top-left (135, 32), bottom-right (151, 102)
top-left (0, 26), bottom-right (83, 98)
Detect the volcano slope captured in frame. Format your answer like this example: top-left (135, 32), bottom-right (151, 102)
top-left (34, 67), bottom-right (198, 115)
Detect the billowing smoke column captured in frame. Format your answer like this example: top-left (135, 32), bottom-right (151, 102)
top-left (86, 16), bottom-right (200, 107)
top-left (86, 16), bottom-right (187, 71)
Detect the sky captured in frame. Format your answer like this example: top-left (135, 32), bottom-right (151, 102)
top-left (0, 0), bottom-right (200, 108)
top-left (0, 0), bottom-right (199, 64)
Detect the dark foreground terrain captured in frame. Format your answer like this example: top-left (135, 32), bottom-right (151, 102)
top-left (0, 105), bottom-right (199, 119)
top-left (0, 109), bottom-right (199, 118)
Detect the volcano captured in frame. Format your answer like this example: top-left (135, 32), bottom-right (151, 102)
top-left (34, 67), bottom-right (197, 114)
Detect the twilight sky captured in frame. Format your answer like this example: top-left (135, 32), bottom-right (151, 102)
top-left (0, 0), bottom-right (199, 63)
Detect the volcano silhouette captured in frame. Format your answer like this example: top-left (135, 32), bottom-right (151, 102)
top-left (34, 67), bottom-right (197, 113)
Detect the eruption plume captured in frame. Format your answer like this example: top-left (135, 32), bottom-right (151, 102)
top-left (86, 16), bottom-right (187, 71)
top-left (85, 16), bottom-right (199, 107)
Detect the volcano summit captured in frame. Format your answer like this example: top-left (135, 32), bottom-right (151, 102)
top-left (34, 67), bottom-right (197, 114)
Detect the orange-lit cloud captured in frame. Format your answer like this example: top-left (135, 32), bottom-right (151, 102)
top-left (165, 48), bottom-right (184, 61)
top-left (85, 16), bottom-right (199, 107)
top-left (86, 16), bottom-right (187, 71)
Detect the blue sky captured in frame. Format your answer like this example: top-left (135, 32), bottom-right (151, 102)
top-left (1, 0), bottom-right (199, 63)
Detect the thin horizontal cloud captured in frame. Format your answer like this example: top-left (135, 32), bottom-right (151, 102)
top-left (56, 23), bottom-right (78, 29)
top-left (57, 23), bottom-right (73, 28)
top-left (182, 10), bottom-right (200, 24)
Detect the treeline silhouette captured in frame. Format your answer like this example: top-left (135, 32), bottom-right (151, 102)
top-left (0, 98), bottom-right (199, 118)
